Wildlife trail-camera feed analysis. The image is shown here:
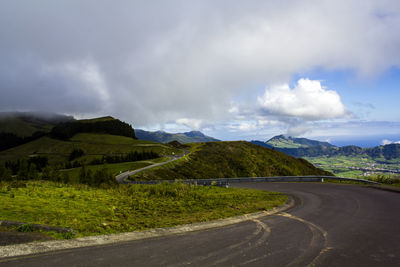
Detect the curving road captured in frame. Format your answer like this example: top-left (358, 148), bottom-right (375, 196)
top-left (1, 183), bottom-right (400, 266)
top-left (115, 151), bottom-right (189, 183)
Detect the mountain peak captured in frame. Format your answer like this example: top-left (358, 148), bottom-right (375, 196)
top-left (266, 135), bottom-right (335, 149)
top-left (184, 131), bottom-right (205, 138)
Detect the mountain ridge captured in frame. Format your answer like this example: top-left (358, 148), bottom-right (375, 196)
top-left (252, 135), bottom-right (400, 161)
top-left (135, 129), bottom-right (219, 143)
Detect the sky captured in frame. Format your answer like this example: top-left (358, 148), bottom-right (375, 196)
top-left (1, 0), bottom-right (400, 147)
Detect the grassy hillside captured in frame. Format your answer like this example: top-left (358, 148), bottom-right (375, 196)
top-left (0, 133), bottom-right (183, 166)
top-left (130, 141), bottom-right (332, 181)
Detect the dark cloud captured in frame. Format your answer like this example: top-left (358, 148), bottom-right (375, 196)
top-left (0, 0), bottom-right (400, 129)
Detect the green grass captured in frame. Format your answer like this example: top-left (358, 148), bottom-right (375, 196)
top-left (0, 133), bottom-right (183, 165)
top-left (0, 181), bottom-right (287, 237)
top-left (131, 141), bottom-right (332, 181)
top-left (367, 174), bottom-right (400, 187)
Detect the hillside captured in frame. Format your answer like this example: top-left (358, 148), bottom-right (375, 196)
top-left (50, 116), bottom-right (137, 140)
top-left (136, 129), bottom-right (219, 143)
top-left (130, 141), bottom-right (332, 181)
top-left (0, 112), bottom-right (74, 137)
top-left (0, 133), bottom-right (182, 166)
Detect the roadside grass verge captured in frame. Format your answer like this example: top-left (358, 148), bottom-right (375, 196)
top-left (0, 181), bottom-right (287, 238)
top-left (367, 175), bottom-right (400, 187)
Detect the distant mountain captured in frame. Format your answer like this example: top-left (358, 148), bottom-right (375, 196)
top-left (251, 135), bottom-right (400, 161)
top-left (135, 129), bottom-right (219, 143)
top-left (266, 135), bottom-right (335, 148)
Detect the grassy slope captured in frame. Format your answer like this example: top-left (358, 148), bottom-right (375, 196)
top-left (131, 141), bottom-right (332, 181)
top-left (0, 181), bottom-right (287, 237)
top-left (0, 117), bottom-right (53, 137)
top-left (0, 133), bottom-right (183, 165)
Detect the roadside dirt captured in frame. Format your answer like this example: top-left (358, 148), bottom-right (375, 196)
top-left (0, 227), bottom-right (54, 246)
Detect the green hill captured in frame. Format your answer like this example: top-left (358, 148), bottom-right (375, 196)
top-left (50, 116), bottom-right (137, 140)
top-left (130, 141), bottom-right (332, 181)
top-left (0, 112), bottom-right (73, 137)
top-left (0, 133), bottom-right (182, 166)
top-left (135, 129), bottom-right (219, 143)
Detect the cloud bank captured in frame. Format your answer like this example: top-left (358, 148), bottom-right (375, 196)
top-left (382, 139), bottom-right (400, 145)
top-left (0, 0), bottom-right (400, 131)
top-left (258, 79), bottom-right (349, 121)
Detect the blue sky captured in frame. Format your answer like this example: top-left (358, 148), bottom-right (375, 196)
top-left (0, 1), bottom-right (400, 147)
top-left (293, 67), bottom-right (400, 121)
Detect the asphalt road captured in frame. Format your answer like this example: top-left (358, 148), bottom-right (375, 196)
top-left (2, 183), bottom-right (400, 266)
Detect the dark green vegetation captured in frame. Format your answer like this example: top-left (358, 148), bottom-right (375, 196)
top-left (0, 133), bottom-right (182, 186)
top-left (0, 112), bottom-right (73, 137)
top-left (0, 133), bottom-right (181, 167)
top-left (366, 174), bottom-right (400, 187)
top-left (135, 129), bottom-right (219, 143)
top-left (0, 181), bottom-right (287, 237)
top-left (0, 113), bottom-right (137, 151)
top-left (131, 141), bottom-right (332, 181)
top-left (0, 114), bottom-right (183, 186)
top-left (50, 116), bottom-right (137, 140)
top-left (0, 112), bottom-right (73, 151)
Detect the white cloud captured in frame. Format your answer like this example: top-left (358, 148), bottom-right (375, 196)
top-left (176, 118), bottom-right (203, 130)
top-left (287, 124), bottom-right (314, 137)
top-left (258, 79), bottom-right (350, 121)
top-left (382, 139), bottom-right (400, 145)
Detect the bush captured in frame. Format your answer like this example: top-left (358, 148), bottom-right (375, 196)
top-left (369, 174), bottom-right (400, 185)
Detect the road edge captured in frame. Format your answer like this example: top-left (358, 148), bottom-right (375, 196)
top-left (0, 196), bottom-right (294, 259)
top-left (367, 184), bottom-right (400, 193)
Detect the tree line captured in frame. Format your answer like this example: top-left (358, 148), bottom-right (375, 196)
top-left (0, 161), bottom-right (116, 187)
top-left (0, 132), bottom-right (46, 151)
top-left (50, 119), bottom-right (137, 140)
